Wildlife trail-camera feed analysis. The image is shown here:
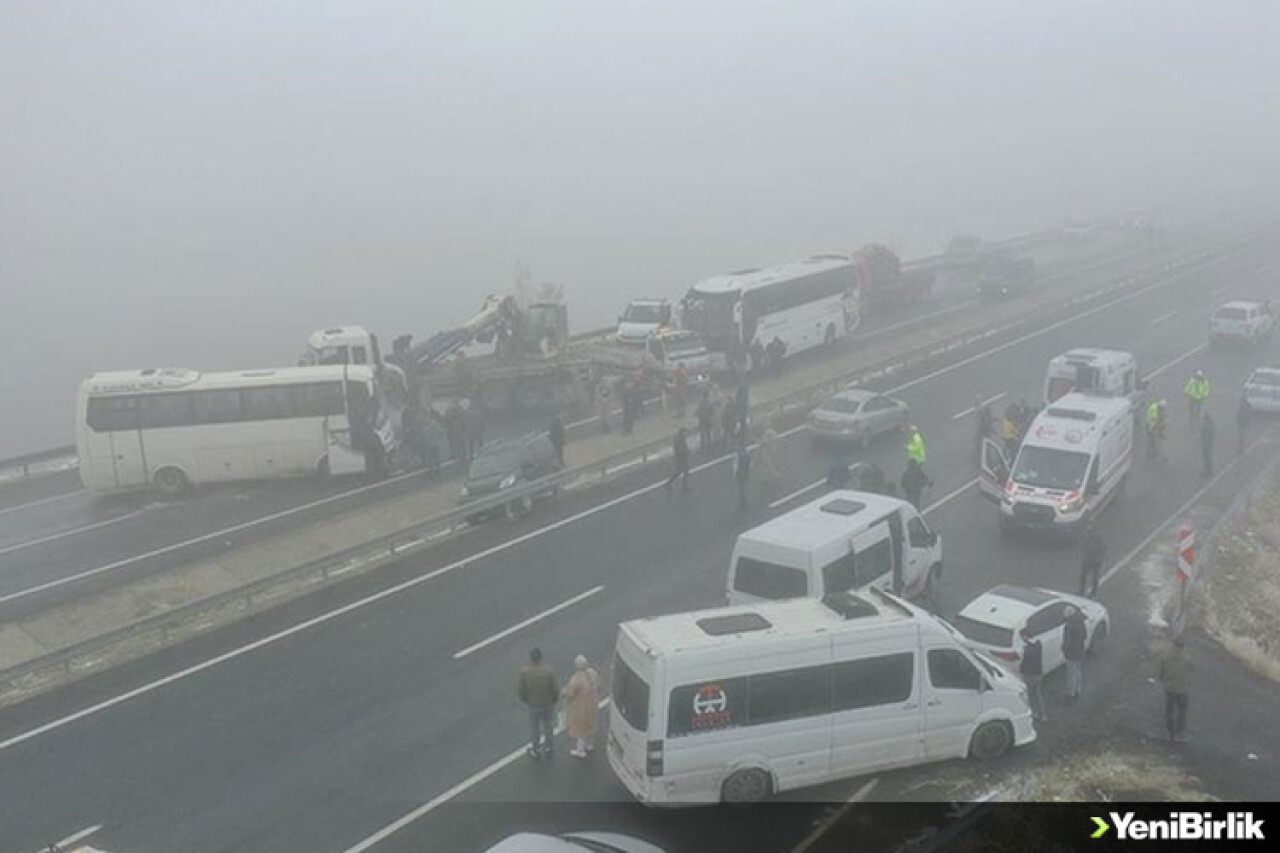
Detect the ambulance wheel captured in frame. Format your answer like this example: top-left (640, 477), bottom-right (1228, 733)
top-left (154, 467), bottom-right (189, 495)
top-left (721, 768), bottom-right (772, 805)
top-left (969, 720), bottom-right (1013, 761)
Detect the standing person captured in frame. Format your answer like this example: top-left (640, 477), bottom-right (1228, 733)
top-left (759, 425), bottom-right (780, 493)
top-left (620, 376), bottom-right (637, 435)
top-left (1236, 396), bottom-right (1253, 456)
top-left (859, 461), bottom-right (895, 496)
top-left (734, 440), bottom-right (752, 511)
top-left (749, 339), bottom-right (767, 375)
top-left (517, 648), bottom-right (559, 759)
top-left (444, 399), bottom-right (465, 463)
top-left (548, 414), bottom-right (566, 467)
top-left (1062, 605), bottom-right (1087, 702)
top-left (1079, 516), bottom-right (1105, 598)
top-left (672, 364), bottom-right (689, 419)
top-left (710, 386), bottom-right (727, 451)
top-left (696, 391), bottom-right (714, 454)
top-left (424, 409), bottom-right (448, 474)
top-left (905, 424), bottom-right (927, 466)
top-left (664, 428), bottom-right (692, 492)
top-left (1159, 636), bottom-right (1192, 742)
top-left (826, 455), bottom-right (853, 490)
top-left (1199, 411), bottom-right (1216, 477)
top-left (464, 397), bottom-right (486, 462)
top-left (735, 380), bottom-right (750, 437)
top-left (1184, 369), bottom-right (1210, 423)
top-left (595, 376), bottom-right (613, 434)
top-left (721, 396), bottom-right (739, 451)
top-left (974, 395), bottom-right (994, 465)
top-left (1018, 627), bottom-right (1047, 723)
top-left (767, 336), bottom-right (786, 379)
top-left (900, 458), bottom-right (933, 510)
top-left (1001, 406), bottom-right (1020, 457)
top-left (561, 655), bottom-right (601, 759)
top-left (1145, 398), bottom-right (1162, 460)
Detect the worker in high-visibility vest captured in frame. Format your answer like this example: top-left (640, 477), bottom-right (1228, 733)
top-left (1146, 398), bottom-right (1167, 460)
top-left (905, 424), bottom-right (927, 465)
top-left (1184, 370), bottom-right (1210, 422)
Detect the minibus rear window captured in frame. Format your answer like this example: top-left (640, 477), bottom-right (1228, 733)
top-left (612, 656), bottom-right (651, 733)
top-left (733, 557), bottom-right (807, 599)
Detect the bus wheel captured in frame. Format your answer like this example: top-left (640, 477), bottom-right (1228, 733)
top-left (824, 324), bottom-right (837, 347)
top-left (969, 720), bottom-right (1013, 761)
top-left (505, 493), bottom-right (533, 521)
top-left (721, 767), bottom-right (771, 805)
top-left (154, 467), bottom-right (189, 495)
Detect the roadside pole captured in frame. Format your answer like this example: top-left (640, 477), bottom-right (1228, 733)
top-left (1174, 520), bottom-right (1196, 635)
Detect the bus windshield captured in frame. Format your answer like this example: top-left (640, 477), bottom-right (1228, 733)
top-left (1011, 445), bottom-right (1090, 491)
top-left (681, 291), bottom-right (738, 340)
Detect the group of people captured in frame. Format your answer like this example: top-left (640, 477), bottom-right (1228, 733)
top-left (516, 648), bottom-right (603, 760)
top-left (1145, 369), bottom-right (1249, 476)
top-left (398, 396), bottom-right (485, 473)
top-left (748, 336), bottom-right (788, 378)
top-left (596, 367), bottom-right (655, 436)
top-left (694, 382), bottom-right (751, 456)
top-left (823, 424), bottom-right (933, 510)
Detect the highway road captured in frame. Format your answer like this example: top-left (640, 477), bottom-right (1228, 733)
top-left (0, 230), bottom-right (1147, 612)
top-left (1, 231), bottom-right (1276, 853)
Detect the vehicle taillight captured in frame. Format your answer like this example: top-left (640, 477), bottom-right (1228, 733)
top-left (1004, 478), bottom-right (1015, 494)
top-left (991, 649), bottom-right (1019, 662)
top-left (646, 739), bottom-right (664, 777)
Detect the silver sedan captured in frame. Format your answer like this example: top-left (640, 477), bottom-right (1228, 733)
top-left (807, 387), bottom-right (910, 448)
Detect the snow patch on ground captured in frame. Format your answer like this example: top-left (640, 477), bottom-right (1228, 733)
top-left (996, 741), bottom-right (1215, 802)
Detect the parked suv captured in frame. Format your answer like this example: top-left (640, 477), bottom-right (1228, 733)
top-left (460, 433), bottom-right (562, 521)
top-left (1209, 300), bottom-right (1274, 347)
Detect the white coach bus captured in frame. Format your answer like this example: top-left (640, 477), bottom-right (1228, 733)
top-left (76, 365), bottom-right (391, 494)
top-left (679, 254), bottom-right (860, 364)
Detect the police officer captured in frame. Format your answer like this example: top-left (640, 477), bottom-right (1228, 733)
top-left (1184, 370), bottom-right (1210, 423)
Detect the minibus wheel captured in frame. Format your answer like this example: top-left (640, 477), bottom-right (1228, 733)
top-left (154, 467), bottom-right (189, 495)
top-left (969, 721), bottom-right (1013, 761)
top-left (721, 767), bottom-right (771, 805)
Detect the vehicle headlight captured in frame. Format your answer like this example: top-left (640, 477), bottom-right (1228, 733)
top-left (500, 473), bottom-right (517, 490)
top-left (1057, 490), bottom-right (1083, 514)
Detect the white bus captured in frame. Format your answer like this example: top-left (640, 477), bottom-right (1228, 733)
top-left (76, 365), bottom-right (391, 494)
top-left (679, 254), bottom-right (860, 364)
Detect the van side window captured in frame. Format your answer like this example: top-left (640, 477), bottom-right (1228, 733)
top-left (747, 665), bottom-right (831, 726)
top-left (733, 558), bottom-right (808, 600)
top-left (821, 553), bottom-right (858, 594)
top-left (928, 649), bottom-right (982, 691)
top-left (855, 538), bottom-right (893, 587)
top-left (832, 653), bottom-right (914, 710)
top-left (907, 517), bottom-right (932, 548)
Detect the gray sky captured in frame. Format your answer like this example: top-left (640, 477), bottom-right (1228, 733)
top-left (3, 0), bottom-right (1279, 454)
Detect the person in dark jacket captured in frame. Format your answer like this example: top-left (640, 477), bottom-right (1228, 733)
top-left (735, 380), bottom-right (750, 436)
top-left (664, 428), bottom-right (691, 492)
top-left (1062, 606), bottom-right (1088, 701)
top-left (1159, 635), bottom-right (1192, 742)
top-left (1236, 397), bottom-right (1252, 456)
top-left (1200, 411), bottom-right (1216, 477)
top-left (766, 336), bottom-right (786, 379)
top-left (721, 398), bottom-right (738, 451)
top-left (517, 647), bottom-right (559, 759)
top-left (826, 456), bottom-right (853, 490)
top-left (444, 400), bottom-right (465, 463)
top-left (696, 392), bottom-right (714, 454)
top-left (900, 459), bottom-right (933, 510)
top-left (1019, 628), bottom-right (1047, 722)
top-left (548, 414), bottom-right (566, 467)
top-left (1079, 517), bottom-right (1106, 598)
top-left (620, 377), bottom-right (637, 435)
top-left (858, 461), bottom-right (895, 496)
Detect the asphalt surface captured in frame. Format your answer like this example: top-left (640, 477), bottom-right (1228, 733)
top-left (1, 232), bottom-right (1277, 853)
top-left (0, 231), bottom-right (1144, 612)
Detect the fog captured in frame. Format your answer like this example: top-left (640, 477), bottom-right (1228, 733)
top-left (3, 0), bottom-right (1279, 456)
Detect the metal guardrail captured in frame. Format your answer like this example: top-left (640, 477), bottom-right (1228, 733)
top-left (0, 235), bottom-right (1249, 700)
top-left (0, 445), bottom-right (77, 482)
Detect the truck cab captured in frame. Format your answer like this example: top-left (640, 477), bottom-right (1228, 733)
top-left (302, 326), bottom-right (381, 367)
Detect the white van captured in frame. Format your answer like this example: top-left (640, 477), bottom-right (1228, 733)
top-left (606, 589), bottom-right (1035, 805)
top-left (979, 392), bottom-right (1133, 536)
top-left (1043, 348), bottom-right (1143, 408)
top-left (726, 491), bottom-right (942, 607)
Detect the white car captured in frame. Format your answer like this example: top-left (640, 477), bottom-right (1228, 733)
top-left (486, 833), bottom-right (666, 853)
top-left (1210, 300), bottom-right (1274, 347)
top-left (806, 387), bottom-right (910, 447)
top-left (1243, 367), bottom-right (1280, 415)
top-left (950, 584), bottom-right (1109, 674)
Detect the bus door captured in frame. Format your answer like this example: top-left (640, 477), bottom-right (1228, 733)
top-left (107, 428), bottom-right (148, 488)
top-left (329, 378), bottom-right (371, 475)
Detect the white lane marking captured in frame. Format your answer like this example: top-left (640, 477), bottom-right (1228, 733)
top-left (0, 473), bottom-right (429, 605)
top-left (768, 464), bottom-right (862, 510)
top-left (342, 697), bottom-right (613, 853)
top-left (852, 299), bottom-right (978, 341)
top-left (789, 779), bottom-right (879, 853)
top-left (951, 392), bottom-right (1006, 421)
top-left (46, 824), bottom-right (104, 851)
top-left (1149, 309), bottom-right (1180, 327)
top-left (922, 477), bottom-right (978, 515)
top-left (0, 509), bottom-right (148, 558)
top-left (0, 249), bottom-right (1252, 749)
top-left (1144, 342), bottom-right (1208, 382)
top-left (1100, 430), bottom-right (1275, 588)
top-left (452, 585), bottom-right (604, 659)
top-left (0, 489), bottom-right (87, 518)
top-left (890, 247), bottom-right (1250, 396)
top-left (1211, 286), bottom-right (1229, 297)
